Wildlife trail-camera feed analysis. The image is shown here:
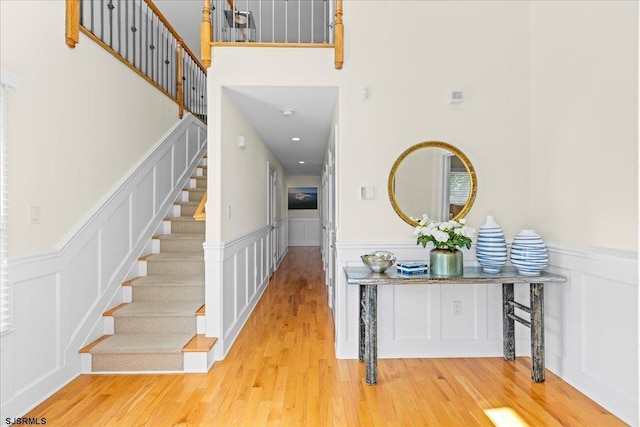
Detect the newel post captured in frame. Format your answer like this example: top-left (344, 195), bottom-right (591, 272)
top-left (177, 41), bottom-right (184, 119)
top-left (334, 0), bottom-right (344, 70)
top-left (201, 0), bottom-right (212, 68)
top-left (65, 0), bottom-right (80, 48)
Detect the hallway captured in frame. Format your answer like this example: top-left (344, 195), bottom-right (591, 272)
top-left (26, 247), bottom-right (623, 426)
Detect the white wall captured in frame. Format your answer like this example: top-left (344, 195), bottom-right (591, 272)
top-left (206, 88), bottom-right (287, 242)
top-left (206, 1), bottom-right (638, 423)
top-left (0, 0), bottom-right (179, 256)
top-left (288, 176), bottom-right (321, 246)
top-left (528, 1), bottom-right (638, 251)
top-left (1, 116), bottom-right (206, 420)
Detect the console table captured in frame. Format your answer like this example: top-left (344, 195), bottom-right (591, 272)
top-left (344, 266), bottom-right (566, 385)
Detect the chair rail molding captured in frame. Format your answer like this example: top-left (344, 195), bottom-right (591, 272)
top-left (1, 114), bottom-right (206, 421)
top-left (204, 218), bottom-right (288, 360)
top-left (333, 239), bottom-right (637, 425)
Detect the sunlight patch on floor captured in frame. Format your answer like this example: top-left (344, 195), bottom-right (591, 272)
top-left (484, 407), bottom-right (530, 427)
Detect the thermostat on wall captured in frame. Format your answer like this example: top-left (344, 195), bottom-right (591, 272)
top-left (360, 186), bottom-right (375, 200)
top-left (449, 90), bottom-right (464, 104)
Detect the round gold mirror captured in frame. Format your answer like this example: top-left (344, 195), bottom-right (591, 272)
top-left (388, 141), bottom-right (477, 226)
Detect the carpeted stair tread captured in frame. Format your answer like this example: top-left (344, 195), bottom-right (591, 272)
top-left (89, 333), bottom-right (195, 354)
top-left (111, 302), bottom-right (202, 317)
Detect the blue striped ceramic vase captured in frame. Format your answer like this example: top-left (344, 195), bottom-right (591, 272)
top-left (475, 215), bottom-right (507, 274)
top-left (510, 229), bottom-right (548, 276)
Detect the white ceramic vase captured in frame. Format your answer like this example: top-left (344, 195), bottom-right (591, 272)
top-left (510, 229), bottom-right (548, 276)
top-left (475, 215), bottom-right (508, 274)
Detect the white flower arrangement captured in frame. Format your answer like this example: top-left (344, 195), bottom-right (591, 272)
top-left (413, 214), bottom-right (475, 251)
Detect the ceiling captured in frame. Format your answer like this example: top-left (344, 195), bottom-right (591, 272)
top-left (154, 1), bottom-right (336, 176)
top-left (225, 86), bottom-right (338, 176)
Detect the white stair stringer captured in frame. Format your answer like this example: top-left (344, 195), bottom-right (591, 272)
top-left (80, 158), bottom-right (215, 373)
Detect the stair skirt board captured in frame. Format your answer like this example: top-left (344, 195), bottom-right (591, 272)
top-left (79, 154), bottom-right (216, 374)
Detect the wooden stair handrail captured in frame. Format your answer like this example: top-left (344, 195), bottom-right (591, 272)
top-left (65, 0), bottom-right (207, 122)
top-left (65, 0), bottom-right (80, 48)
top-left (200, 0), bottom-right (344, 70)
top-left (194, 192), bottom-right (207, 221)
top-left (201, 0), bottom-right (212, 68)
top-left (334, 0), bottom-right (344, 70)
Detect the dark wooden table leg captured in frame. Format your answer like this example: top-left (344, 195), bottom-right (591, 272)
top-left (502, 283), bottom-right (515, 360)
top-left (530, 282), bottom-right (545, 382)
top-left (359, 285), bottom-right (365, 362)
top-left (363, 284), bottom-right (377, 385)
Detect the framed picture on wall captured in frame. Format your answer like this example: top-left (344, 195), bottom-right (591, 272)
top-left (288, 187), bottom-right (318, 210)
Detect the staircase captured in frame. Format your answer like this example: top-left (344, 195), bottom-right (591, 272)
top-left (80, 157), bottom-right (216, 373)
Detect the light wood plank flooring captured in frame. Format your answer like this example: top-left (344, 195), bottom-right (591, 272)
top-left (27, 247), bottom-right (624, 426)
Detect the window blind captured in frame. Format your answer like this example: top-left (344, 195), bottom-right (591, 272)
top-left (1, 69), bottom-right (19, 335)
top-left (449, 171), bottom-right (471, 206)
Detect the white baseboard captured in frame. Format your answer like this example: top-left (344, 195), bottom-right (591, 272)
top-left (1, 114), bottom-right (206, 420)
top-left (333, 240), bottom-right (638, 425)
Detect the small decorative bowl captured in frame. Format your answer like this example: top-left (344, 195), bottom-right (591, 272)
top-left (361, 250), bottom-right (396, 273)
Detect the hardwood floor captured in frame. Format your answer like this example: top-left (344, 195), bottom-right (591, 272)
top-left (27, 247), bottom-right (624, 426)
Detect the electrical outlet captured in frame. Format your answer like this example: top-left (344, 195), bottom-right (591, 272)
top-left (453, 301), bottom-right (462, 316)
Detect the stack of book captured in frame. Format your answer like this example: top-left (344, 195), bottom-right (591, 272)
top-left (396, 261), bottom-right (429, 275)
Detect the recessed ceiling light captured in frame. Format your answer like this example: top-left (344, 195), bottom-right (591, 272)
top-left (282, 109), bottom-right (295, 116)
top-left (298, 161), bottom-right (305, 164)
top-left (291, 137), bottom-right (301, 141)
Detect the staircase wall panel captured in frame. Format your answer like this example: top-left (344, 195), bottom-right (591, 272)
top-left (205, 218), bottom-right (288, 360)
top-left (333, 241), bottom-right (638, 426)
top-left (133, 170), bottom-right (155, 242)
top-left (1, 114), bottom-right (206, 420)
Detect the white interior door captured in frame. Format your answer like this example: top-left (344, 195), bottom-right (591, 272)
top-left (327, 126), bottom-right (338, 313)
top-left (267, 163), bottom-right (277, 276)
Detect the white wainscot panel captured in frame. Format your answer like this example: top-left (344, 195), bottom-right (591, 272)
top-left (69, 235), bottom-right (100, 326)
top-left (173, 132), bottom-right (187, 185)
top-left (583, 273), bottom-right (637, 399)
top-left (2, 115), bottom-right (207, 420)
top-left (156, 149), bottom-right (173, 209)
top-left (440, 284), bottom-right (484, 341)
top-left (223, 257), bottom-right (236, 335)
top-left (187, 127), bottom-right (199, 164)
top-left (13, 274), bottom-right (59, 389)
top-left (288, 218), bottom-right (320, 246)
top-left (236, 250), bottom-right (248, 313)
top-left (133, 170), bottom-right (155, 242)
top-left (388, 285), bottom-right (432, 340)
top-left (104, 198), bottom-right (131, 281)
top-left (248, 244), bottom-right (257, 295)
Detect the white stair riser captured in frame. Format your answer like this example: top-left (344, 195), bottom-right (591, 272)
top-left (158, 238), bottom-right (205, 253)
top-left (132, 286), bottom-right (204, 303)
top-left (169, 221), bottom-right (205, 234)
top-left (146, 260), bottom-right (204, 276)
top-left (92, 353), bottom-right (183, 372)
top-left (113, 316), bottom-right (196, 335)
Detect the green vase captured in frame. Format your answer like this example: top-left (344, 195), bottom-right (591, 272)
top-left (430, 248), bottom-right (463, 277)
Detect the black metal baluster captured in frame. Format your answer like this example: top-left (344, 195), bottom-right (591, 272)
top-left (145, 4), bottom-right (150, 78)
top-left (139, 0), bottom-right (142, 72)
top-left (117, 0), bottom-right (121, 55)
top-left (131, 1), bottom-right (137, 69)
top-left (107, 0), bottom-right (114, 48)
top-left (100, 0), bottom-right (104, 40)
top-left (125, 0), bottom-right (129, 63)
top-left (149, 15), bottom-right (154, 81)
top-left (90, 0), bottom-right (94, 33)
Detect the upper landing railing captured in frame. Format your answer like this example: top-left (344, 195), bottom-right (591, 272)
top-left (200, 0), bottom-right (343, 70)
top-left (66, 0), bottom-right (207, 122)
